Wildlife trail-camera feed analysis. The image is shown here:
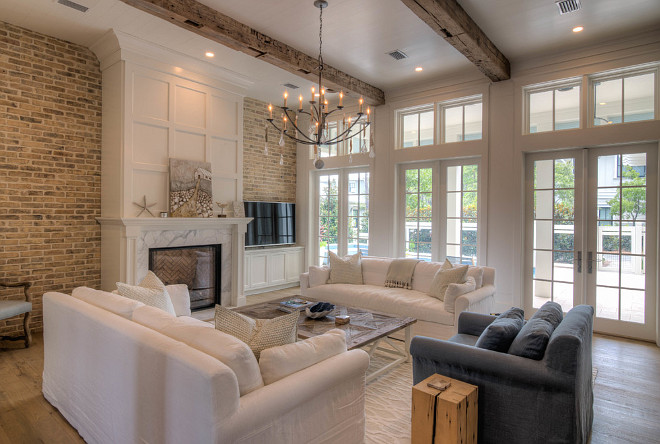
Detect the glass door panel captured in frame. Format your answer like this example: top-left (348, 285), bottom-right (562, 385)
top-left (318, 174), bottom-right (339, 265)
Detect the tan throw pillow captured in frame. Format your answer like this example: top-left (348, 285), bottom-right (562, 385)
top-left (444, 276), bottom-right (477, 313)
top-left (428, 264), bottom-right (469, 301)
top-left (116, 271), bottom-right (176, 315)
top-left (328, 251), bottom-right (363, 284)
top-left (214, 305), bottom-right (299, 360)
top-left (308, 265), bottom-right (330, 287)
top-left (441, 258), bottom-right (453, 270)
top-left (467, 266), bottom-right (484, 289)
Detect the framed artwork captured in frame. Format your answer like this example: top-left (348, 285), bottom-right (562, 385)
top-left (232, 201), bottom-right (245, 218)
top-left (169, 159), bottom-right (213, 217)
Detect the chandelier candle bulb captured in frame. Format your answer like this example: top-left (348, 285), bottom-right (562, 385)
top-left (283, 91), bottom-right (288, 108)
top-left (268, 104), bottom-right (273, 119)
top-left (311, 87), bottom-right (315, 102)
top-left (299, 94), bottom-right (303, 111)
top-left (339, 91), bottom-right (343, 107)
top-left (367, 107), bottom-right (371, 123)
top-left (283, 115), bottom-right (287, 130)
top-left (359, 97), bottom-right (363, 113)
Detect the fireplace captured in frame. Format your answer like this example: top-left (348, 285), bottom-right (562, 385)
top-left (149, 244), bottom-right (221, 310)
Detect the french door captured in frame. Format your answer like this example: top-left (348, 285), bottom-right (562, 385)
top-left (525, 144), bottom-right (657, 340)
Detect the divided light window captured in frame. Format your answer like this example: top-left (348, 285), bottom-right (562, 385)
top-left (592, 69), bottom-right (657, 126)
top-left (526, 81), bottom-right (581, 134)
top-left (441, 97), bottom-right (483, 143)
top-left (400, 107), bottom-right (434, 148)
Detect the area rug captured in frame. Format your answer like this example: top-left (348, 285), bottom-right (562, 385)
top-left (364, 351), bottom-right (599, 443)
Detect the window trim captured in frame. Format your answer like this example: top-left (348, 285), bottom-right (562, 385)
top-left (523, 77), bottom-right (582, 135)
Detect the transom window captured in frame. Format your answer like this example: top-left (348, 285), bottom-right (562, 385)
top-left (441, 97), bottom-right (483, 143)
top-left (525, 81), bottom-right (581, 134)
top-left (400, 107), bottom-right (434, 148)
top-left (592, 69), bottom-right (657, 126)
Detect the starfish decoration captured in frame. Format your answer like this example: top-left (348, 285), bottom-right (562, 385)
top-left (133, 195), bottom-right (157, 217)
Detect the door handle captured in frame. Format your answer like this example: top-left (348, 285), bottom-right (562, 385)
top-left (587, 252), bottom-right (593, 274)
top-left (577, 251), bottom-right (582, 273)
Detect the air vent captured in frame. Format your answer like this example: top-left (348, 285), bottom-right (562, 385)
top-left (282, 83), bottom-right (299, 89)
top-left (387, 49), bottom-right (408, 61)
top-left (57, 0), bottom-right (88, 12)
top-left (555, 0), bottom-right (581, 15)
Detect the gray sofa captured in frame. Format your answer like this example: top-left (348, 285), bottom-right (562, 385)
top-left (410, 305), bottom-right (594, 444)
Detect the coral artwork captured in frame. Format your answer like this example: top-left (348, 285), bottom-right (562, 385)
top-left (169, 158), bottom-right (214, 217)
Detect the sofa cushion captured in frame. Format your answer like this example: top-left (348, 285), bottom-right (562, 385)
top-left (444, 276), bottom-right (476, 313)
top-left (71, 287), bottom-right (144, 319)
top-left (304, 284), bottom-right (454, 325)
top-left (508, 301), bottom-right (564, 360)
top-left (308, 265), bottom-right (330, 288)
top-left (215, 305), bottom-right (299, 360)
top-left (361, 257), bottom-right (392, 286)
top-left (429, 264), bottom-right (468, 301)
top-left (167, 284), bottom-right (191, 317)
top-left (116, 271), bottom-right (176, 315)
top-left (411, 260), bottom-right (448, 293)
top-left (475, 307), bottom-right (524, 352)
top-left (328, 251), bottom-right (363, 285)
top-left (133, 305), bottom-right (264, 395)
top-left (467, 266), bottom-right (485, 289)
top-left (259, 329), bottom-right (347, 385)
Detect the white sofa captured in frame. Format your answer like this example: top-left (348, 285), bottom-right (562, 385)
top-left (42, 287), bottom-right (370, 444)
top-left (301, 257), bottom-right (495, 339)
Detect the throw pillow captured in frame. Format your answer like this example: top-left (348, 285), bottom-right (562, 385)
top-left (328, 251), bottom-right (363, 285)
top-left (214, 305), bottom-right (299, 360)
top-left (259, 329), bottom-right (347, 384)
top-left (444, 276), bottom-right (477, 313)
top-left (508, 301), bottom-right (564, 360)
top-left (116, 271), bottom-right (176, 315)
top-left (466, 266), bottom-right (485, 289)
top-left (308, 265), bottom-right (330, 287)
top-left (166, 284), bottom-right (191, 317)
top-left (475, 307), bottom-right (524, 352)
top-left (428, 264), bottom-right (469, 301)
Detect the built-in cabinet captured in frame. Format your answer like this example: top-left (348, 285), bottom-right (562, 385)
top-left (244, 246), bottom-right (304, 294)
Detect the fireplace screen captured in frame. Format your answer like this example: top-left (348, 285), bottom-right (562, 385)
top-left (148, 245), bottom-right (221, 310)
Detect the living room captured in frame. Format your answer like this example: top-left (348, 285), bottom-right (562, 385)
top-left (1, 0), bottom-right (659, 442)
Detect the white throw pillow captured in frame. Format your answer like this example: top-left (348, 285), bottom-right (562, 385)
top-left (133, 305), bottom-right (264, 395)
top-left (259, 329), bottom-right (347, 385)
top-left (328, 251), bottom-right (363, 284)
top-left (308, 265), bottom-right (330, 287)
top-left (166, 284), bottom-right (192, 317)
top-left (467, 267), bottom-right (484, 289)
top-left (215, 305), bottom-right (299, 360)
top-left (444, 276), bottom-right (477, 313)
top-left (116, 271), bottom-right (176, 315)
top-left (428, 263), bottom-right (469, 301)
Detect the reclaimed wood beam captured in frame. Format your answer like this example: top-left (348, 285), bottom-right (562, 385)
top-left (119, 0), bottom-right (385, 105)
top-left (400, 0), bottom-right (510, 81)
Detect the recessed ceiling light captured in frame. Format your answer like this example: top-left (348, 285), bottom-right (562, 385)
top-left (599, 102), bottom-right (607, 106)
top-left (572, 26), bottom-right (584, 33)
top-left (205, 51), bottom-right (215, 58)
top-left (415, 66), bottom-right (423, 72)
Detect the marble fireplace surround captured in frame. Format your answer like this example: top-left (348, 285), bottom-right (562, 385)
top-left (97, 217), bottom-right (251, 307)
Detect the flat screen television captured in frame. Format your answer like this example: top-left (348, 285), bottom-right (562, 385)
top-left (244, 201), bottom-right (295, 246)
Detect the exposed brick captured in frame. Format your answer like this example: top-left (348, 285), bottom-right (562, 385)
top-left (0, 21), bottom-right (101, 337)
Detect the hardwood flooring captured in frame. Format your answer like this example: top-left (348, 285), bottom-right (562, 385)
top-left (1, 287), bottom-right (659, 443)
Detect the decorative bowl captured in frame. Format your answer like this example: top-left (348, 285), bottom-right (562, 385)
top-left (305, 302), bottom-right (335, 319)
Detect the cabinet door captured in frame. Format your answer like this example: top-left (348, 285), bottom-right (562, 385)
top-left (285, 250), bottom-right (302, 281)
top-left (249, 254), bottom-right (268, 288)
top-left (269, 253), bottom-right (286, 284)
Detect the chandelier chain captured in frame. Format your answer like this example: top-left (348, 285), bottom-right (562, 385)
top-left (318, 5), bottom-right (324, 73)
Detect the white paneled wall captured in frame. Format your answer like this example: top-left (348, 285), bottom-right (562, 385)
top-left (94, 31), bottom-right (246, 218)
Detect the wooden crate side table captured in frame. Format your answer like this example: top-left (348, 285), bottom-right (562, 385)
top-left (412, 374), bottom-right (478, 444)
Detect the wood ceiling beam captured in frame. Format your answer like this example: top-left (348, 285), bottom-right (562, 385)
top-left (118, 0), bottom-right (385, 105)
top-left (400, 0), bottom-right (510, 81)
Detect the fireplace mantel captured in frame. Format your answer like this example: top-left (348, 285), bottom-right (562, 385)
top-left (97, 217), bottom-right (252, 307)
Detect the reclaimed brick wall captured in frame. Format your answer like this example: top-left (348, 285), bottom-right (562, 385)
top-left (243, 97), bottom-right (297, 203)
top-left (0, 22), bottom-right (102, 337)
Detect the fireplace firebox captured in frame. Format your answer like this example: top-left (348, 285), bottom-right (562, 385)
top-left (148, 244), bottom-right (221, 310)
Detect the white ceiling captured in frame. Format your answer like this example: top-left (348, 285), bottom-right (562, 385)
top-left (0, 0), bottom-right (658, 104)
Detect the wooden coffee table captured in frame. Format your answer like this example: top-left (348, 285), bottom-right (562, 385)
top-left (233, 297), bottom-right (417, 382)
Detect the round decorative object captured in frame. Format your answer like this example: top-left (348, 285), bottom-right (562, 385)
top-left (305, 302), bottom-right (335, 319)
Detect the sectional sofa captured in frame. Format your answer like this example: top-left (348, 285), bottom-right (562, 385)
top-left (42, 287), bottom-right (369, 444)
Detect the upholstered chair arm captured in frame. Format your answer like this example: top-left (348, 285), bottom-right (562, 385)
top-left (0, 281), bottom-right (32, 302)
top-left (456, 311), bottom-right (497, 336)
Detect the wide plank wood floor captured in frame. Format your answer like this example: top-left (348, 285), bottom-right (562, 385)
top-left (1, 287), bottom-right (659, 443)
